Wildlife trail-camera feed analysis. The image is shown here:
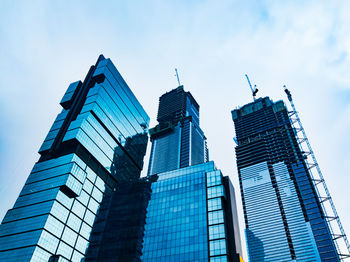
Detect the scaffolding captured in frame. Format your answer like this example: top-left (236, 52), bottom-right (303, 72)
top-left (284, 86), bottom-right (350, 261)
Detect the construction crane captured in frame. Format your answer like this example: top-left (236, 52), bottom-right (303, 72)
top-left (284, 85), bottom-right (350, 261)
top-left (175, 68), bottom-right (181, 86)
top-left (245, 74), bottom-right (258, 101)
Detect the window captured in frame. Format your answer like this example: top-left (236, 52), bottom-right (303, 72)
top-left (209, 224), bottom-right (225, 240)
top-left (209, 239), bottom-right (226, 256)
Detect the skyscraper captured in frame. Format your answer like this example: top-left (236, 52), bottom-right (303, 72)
top-left (0, 57), bottom-right (244, 261)
top-left (232, 96), bottom-right (339, 261)
top-left (0, 55), bottom-right (150, 261)
top-left (148, 86), bottom-right (208, 175)
top-left (142, 161), bottom-right (243, 262)
top-left (142, 86), bottom-right (244, 262)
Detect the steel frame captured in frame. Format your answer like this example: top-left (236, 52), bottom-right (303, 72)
top-left (284, 86), bottom-right (350, 260)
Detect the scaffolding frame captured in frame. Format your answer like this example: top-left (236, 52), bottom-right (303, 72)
top-left (284, 86), bottom-right (350, 261)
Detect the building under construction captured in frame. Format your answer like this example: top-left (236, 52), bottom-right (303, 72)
top-left (231, 86), bottom-right (349, 261)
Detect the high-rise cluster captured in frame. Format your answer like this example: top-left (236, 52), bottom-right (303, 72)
top-left (0, 55), bottom-right (347, 262)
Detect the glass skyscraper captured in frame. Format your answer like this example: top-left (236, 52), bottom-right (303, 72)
top-left (0, 55), bottom-right (150, 261)
top-left (142, 86), bottom-right (243, 262)
top-left (142, 162), bottom-right (243, 262)
top-left (232, 97), bottom-right (339, 261)
top-left (0, 57), bottom-right (243, 262)
top-left (148, 86), bottom-right (208, 175)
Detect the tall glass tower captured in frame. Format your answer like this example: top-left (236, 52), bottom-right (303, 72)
top-left (142, 162), bottom-right (243, 262)
top-left (148, 86), bottom-right (208, 175)
top-left (231, 97), bottom-right (339, 261)
top-left (0, 55), bottom-right (150, 262)
top-left (141, 86), bottom-right (244, 262)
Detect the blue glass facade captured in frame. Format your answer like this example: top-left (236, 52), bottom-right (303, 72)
top-left (232, 97), bottom-right (339, 261)
top-left (142, 162), bottom-right (243, 262)
top-left (148, 86), bottom-right (208, 175)
top-left (1, 57), bottom-right (243, 261)
top-left (143, 86), bottom-right (243, 261)
top-left (0, 55), bottom-right (149, 261)
top-left (292, 162), bottom-right (339, 261)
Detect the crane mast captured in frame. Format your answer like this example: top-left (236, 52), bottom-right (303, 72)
top-left (245, 74), bottom-right (258, 101)
top-left (284, 85), bottom-right (350, 260)
top-left (175, 68), bottom-right (181, 86)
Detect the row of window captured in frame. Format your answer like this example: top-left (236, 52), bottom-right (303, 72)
top-left (156, 161), bottom-right (215, 181)
top-left (206, 170), bottom-right (228, 261)
top-left (142, 246), bottom-right (208, 260)
top-left (86, 78), bottom-right (144, 138)
top-left (150, 188), bottom-right (205, 201)
top-left (93, 61), bottom-right (149, 126)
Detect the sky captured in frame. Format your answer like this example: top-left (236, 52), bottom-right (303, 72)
top-left (1, 0), bottom-right (350, 260)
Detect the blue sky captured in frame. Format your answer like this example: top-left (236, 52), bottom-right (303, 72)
top-left (1, 0), bottom-right (350, 259)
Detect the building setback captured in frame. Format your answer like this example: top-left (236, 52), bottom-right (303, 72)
top-left (232, 97), bottom-right (339, 261)
top-left (148, 86), bottom-right (208, 175)
top-left (143, 86), bottom-right (243, 262)
top-left (0, 55), bottom-right (150, 261)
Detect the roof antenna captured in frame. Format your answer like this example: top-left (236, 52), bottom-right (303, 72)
top-left (245, 74), bottom-right (258, 101)
top-left (175, 68), bottom-right (181, 87)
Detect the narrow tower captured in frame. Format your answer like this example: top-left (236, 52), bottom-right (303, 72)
top-left (142, 85), bottom-right (244, 261)
top-left (148, 85), bottom-right (208, 175)
top-left (232, 96), bottom-right (340, 261)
